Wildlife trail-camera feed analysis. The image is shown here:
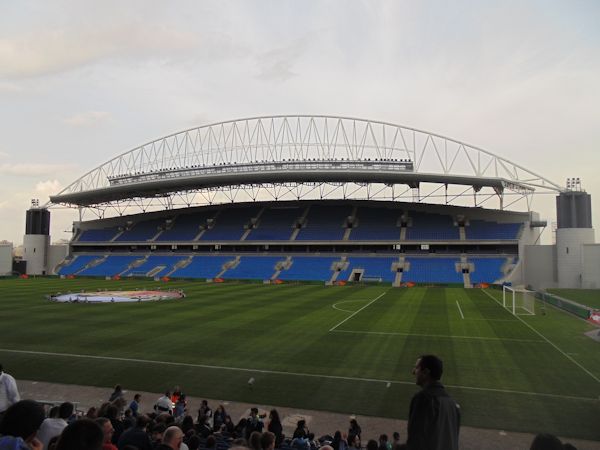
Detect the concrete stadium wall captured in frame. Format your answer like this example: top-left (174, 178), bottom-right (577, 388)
top-left (47, 244), bottom-right (69, 275)
top-left (0, 243), bottom-right (12, 275)
top-left (523, 245), bottom-right (557, 290)
top-left (582, 244), bottom-right (600, 289)
top-left (556, 228), bottom-right (596, 288)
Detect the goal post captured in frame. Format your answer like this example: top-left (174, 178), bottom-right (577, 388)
top-left (502, 285), bottom-right (536, 315)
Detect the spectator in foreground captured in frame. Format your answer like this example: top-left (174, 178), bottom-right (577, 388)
top-left (260, 431), bottom-right (276, 450)
top-left (37, 402), bottom-right (74, 450)
top-left (529, 433), bottom-right (564, 450)
top-left (117, 415), bottom-right (152, 450)
top-left (54, 419), bottom-right (104, 450)
top-left (406, 354), bottom-right (460, 450)
top-left (267, 409), bottom-right (283, 448)
top-left (95, 418), bottom-right (117, 450)
top-left (0, 364), bottom-right (20, 419)
top-left (0, 399), bottom-right (45, 450)
top-left (158, 426), bottom-right (184, 450)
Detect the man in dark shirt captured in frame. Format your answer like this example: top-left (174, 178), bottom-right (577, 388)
top-left (117, 415), bottom-right (152, 450)
top-left (406, 354), bottom-right (460, 450)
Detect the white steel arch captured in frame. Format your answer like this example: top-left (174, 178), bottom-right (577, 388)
top-left (49, 115), bottom-right (563, 217)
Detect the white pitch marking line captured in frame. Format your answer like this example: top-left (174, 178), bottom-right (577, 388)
top-left (331, 329), bottom-right (546, 343)
top-left (481, 289), bottom-right (600, 385)
top-left (0, 348), bottom-right (595, 402)
top-left (332, 299), bottom-right (373, 313)
top-left (456, 300), bottom-right (465, 319)
top-left (329, 290), bottom-right (389, 332)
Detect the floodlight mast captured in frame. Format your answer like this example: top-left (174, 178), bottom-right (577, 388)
top-left (47, 115), bottom-right (564, 217)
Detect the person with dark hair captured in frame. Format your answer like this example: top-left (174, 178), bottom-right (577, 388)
top-left (267, 409), bottom-right (283, 448)
top-left (55, 419), bottom-right (104, 450)
top-left (38, 402), bottom-right (74, 450)
top-left (103, 405), bottom-right (124, 445)
top-left (366, 440), bottom-right (378, 450)
top-left (95, 418), bottom-right (117, 450)
top-left (0, 399), bottom-right (45, 450)
top-left (0, 364), bottom-right (20, 419)
top-left (378, 434), bottom-right (391, 450)
top-left (186, 435), bottom-right (201, 450)
top-left (117, 415), bottom-right (152, 450)
top-left (212, 405), bottom-right (227, 432)
top-left (128, 394), bottom-right (141, 418)
top-left (292, 420), bottom-right (307, 440)
top-left (529, 433), bottom-right (564, 450)
top-left (245, 408), bottom-right (264, 440)
top-left (249, 431), bottom-right (262, 450)
top-left (331, 431), bottom-right (348, 450)
top-left (405, 355), bottom-right (460, 450)
top-left (348, 419), bottom-right (361, 440)
top-left (109, 385), bottom-right (124, 403)
top-left (260, 431), bottom-right (276, 450)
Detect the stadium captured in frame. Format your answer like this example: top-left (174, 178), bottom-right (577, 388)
top-left (3, 116), bottom-right (600, 445)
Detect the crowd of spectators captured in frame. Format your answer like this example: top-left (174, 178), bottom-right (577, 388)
top-left (0, 362), bottom-right (583, 450)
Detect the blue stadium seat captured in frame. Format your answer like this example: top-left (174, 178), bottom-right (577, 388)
top-left (246, 207), bottom-right (300, 241)
top-left (200, 206), bottom-right (261, 241)
top-left (156, 213), bottom-right (213, 241)
top-left (279, 256), bottom-right (338, 281)
top-left (404, 257), bottom-right (462, 283)
top-left (296, 205), bottom-right (351, 241)
top-left (78, 255), bottom-right (141, 277)
top-left (336, 257), bottom-right (398, 282)
top-left (77, 228), bottom-right (119, 242)
top-left (222, 256), bottom-right (282, 279)
top-left (469, 257), bottom-right (507, 283)
top-left (405, 212), bottom-right (459, 240)
top-left (349, 207), bottom-right (401, 240)
top-left (120, 255), bottom-right (187, 277)
top-left (466, 220), bottom-right (522, 240)
top-left (171, 255), bottom-right (235, 279)
top-left (115, 219), bottom-right (165, 242)
top-left (57, 255), bottom-right (101, 275)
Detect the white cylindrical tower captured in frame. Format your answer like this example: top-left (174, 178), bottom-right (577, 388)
top-left (555, 189), bottom-right (595, 288)
top-left (22, 200), bottom-right (51, 275)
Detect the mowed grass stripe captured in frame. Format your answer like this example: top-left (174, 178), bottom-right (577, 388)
top-left (1, 279), bottom-right (600, 440)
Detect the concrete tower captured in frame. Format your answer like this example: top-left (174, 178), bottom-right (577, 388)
top-left (22, 199), bottom-right (51, 275)
top-left (555, 180), bottom-right (595, 288)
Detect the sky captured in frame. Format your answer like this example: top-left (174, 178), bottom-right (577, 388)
top-left (1, 0), bottom-right (599, 245)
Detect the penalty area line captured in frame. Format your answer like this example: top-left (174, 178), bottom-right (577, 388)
top-left (0, 348), bottom-right (595, 402)
top-left (329, 290), bottom-right (389, 332)
top-left (481, 289), bottom-right (600, 385)
top-left (456, 300), bottom-right (465, 319)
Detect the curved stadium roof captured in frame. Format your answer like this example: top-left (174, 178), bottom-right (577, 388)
top-left (49, 115), bottom-right (563, 210)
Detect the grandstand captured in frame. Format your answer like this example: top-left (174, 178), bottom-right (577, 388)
top-left (26, 115), bottom-right (594, 289)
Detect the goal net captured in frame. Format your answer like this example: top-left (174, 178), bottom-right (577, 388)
top-left (502, 286), bottom-right (536, 315)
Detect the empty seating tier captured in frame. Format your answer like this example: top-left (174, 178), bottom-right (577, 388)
top-left (404, 257), bottom-right (462, 283)
top-left (279, 256), bottom-right (338, 281)
top-left (246, 207), bottom-right (300, 241)
top-left (466, 220), bottom-right (522, 240)
top-left (222, 256), bottom-right (282, 280)
top-left (405, 212), bottom-right (459, 240)
top-left (349, 207), bottom-right (401, 240)
top-left (77, 228), bottom-right (119, 242)
top-left (200, 206), bottom-right (260, 241)
top-left (296, 205), bottom-right (351, 241)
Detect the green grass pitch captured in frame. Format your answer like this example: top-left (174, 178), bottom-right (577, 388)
top-left (0, 278), bottom-right (599, 440)
top-left (548, 289), bottom-right (600, 310)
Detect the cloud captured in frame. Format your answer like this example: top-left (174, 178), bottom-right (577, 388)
top-left (63, 111), bottom-right (111, 127)
top-left (0, 163), bottom-right (76, 176)
top-left (0, 150), bottom-right (9, 159)
top-left (0, 82), bottom-right (23, 93)
top-left (255, 38), bottom-right (311, 82)
top-left (35, 179), bottom-right (63, 195)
